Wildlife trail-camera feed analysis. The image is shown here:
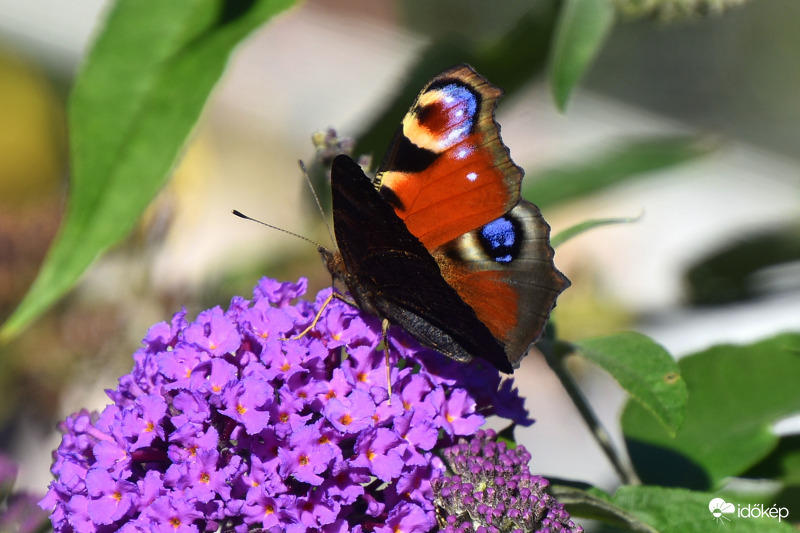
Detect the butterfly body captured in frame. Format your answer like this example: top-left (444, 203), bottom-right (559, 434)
top-left (322, 65), bottom-right (569, 373)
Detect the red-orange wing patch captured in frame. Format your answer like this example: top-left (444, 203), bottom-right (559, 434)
top-left (375, 65), bottom-right (522, 251)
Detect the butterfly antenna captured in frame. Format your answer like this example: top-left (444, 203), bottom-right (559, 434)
top-left (231, 210), bottom-right (323, 248)
top-left (298, 159), bottom-right (335, 248)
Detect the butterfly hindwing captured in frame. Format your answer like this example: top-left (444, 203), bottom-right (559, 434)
top-left (325, 154), bottom-right (513, 373)
top-left (375, 65), bottom-right (523, 251)
top-left (434, 201), bottom-right (570, 367)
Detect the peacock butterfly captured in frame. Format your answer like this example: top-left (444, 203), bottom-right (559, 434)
top-left (320, 65), bottom-right (569, 374)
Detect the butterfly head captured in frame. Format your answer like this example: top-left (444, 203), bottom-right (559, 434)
top-left (318, 246), bottom-right (340, 279)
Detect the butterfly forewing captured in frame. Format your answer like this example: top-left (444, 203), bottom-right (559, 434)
top-left (375, 65), bottom-right (523, 251)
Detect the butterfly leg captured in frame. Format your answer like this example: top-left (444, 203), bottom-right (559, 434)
top-left (382, 318), bottom-right (393, 405)
top-left (287, 290), bottom-right (359, 340)
top-left (287, 292), bottom-right (336, 340)
top-left (330, 291), bottom-right (357, 308)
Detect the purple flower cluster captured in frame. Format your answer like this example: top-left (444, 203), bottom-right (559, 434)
top-left (432, 430), bottom-right (582, 533)
top-left (40, 278), bottom-right (530, 533)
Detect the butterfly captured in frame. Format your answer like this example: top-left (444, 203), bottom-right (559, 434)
top-left (320, 65), bottom-right (569, 373)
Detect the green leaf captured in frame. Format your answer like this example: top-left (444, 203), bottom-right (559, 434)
top-left (622, 333), bottom-right (800, 490)
top-left (551, 484), bottom-right (659, 532)
top-left (560, 484), bottom-right (795, 532)
top-left (744, 435), bottom-right (800, 517)
top-left (524, 136), bottom-right (716, 209)
top-left (549, 0), bottom-right (615, 111)
top-left (0, 0), bottom-right (294, 340)
top-left (746, 435), bottom-right (800, 486)
top-left (575, 333), bottom-right (687, 435)
top-left (609, 485), bottom-right (795, 533)
top-left (550, 214), bottom-right (641, 248)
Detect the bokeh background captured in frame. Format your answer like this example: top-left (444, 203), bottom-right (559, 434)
top-left (0, 0), bottom-right (798, 501)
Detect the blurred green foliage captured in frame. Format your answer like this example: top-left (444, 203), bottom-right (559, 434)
top-left (686, 225), bottom-right (800, 306)
top-left (0, 0), bottom-right (294, 340)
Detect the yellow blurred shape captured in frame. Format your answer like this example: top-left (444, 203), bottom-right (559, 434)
top-left (551, 263), bottom-right (635, 342)
top-left (0, 46), bottom-right (65, 206)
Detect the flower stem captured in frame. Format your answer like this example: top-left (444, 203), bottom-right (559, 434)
top-left (542, 339), bottom-right (640, 485)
